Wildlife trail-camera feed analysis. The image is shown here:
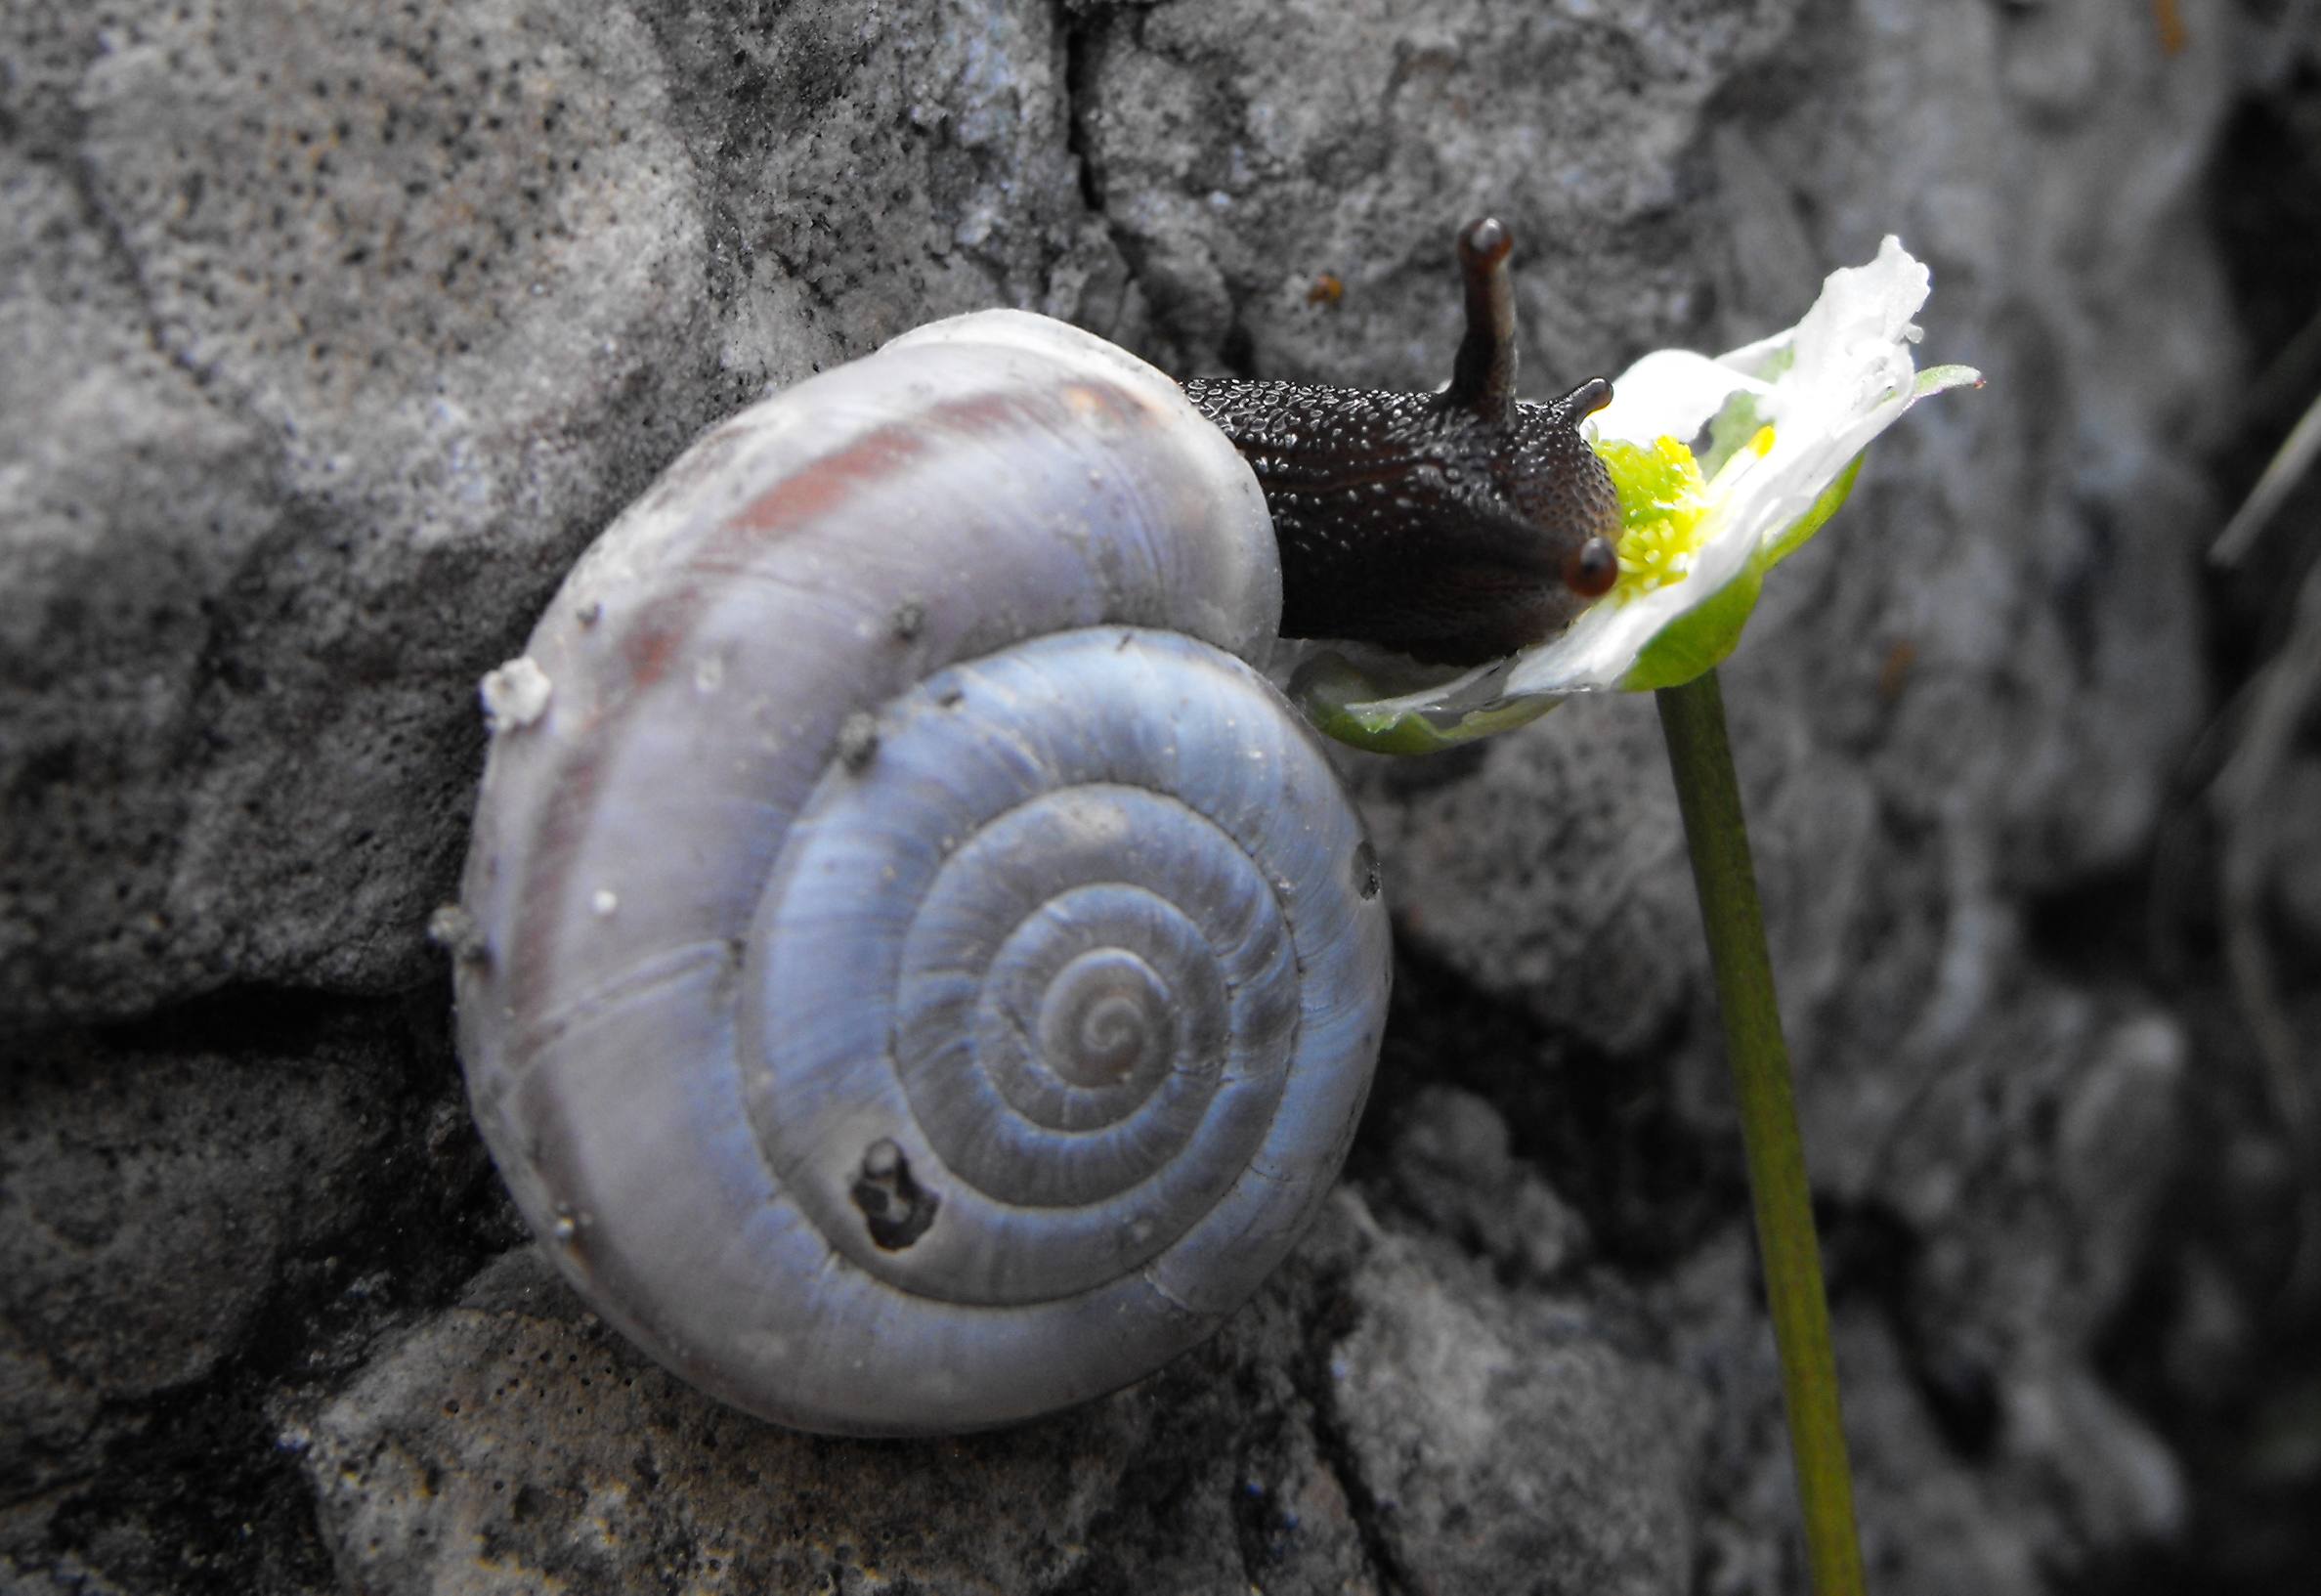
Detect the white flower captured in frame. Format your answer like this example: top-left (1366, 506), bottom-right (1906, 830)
top-left (1297, 237), bottom-right (1980, 754)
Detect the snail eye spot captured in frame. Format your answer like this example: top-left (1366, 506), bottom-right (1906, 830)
top-left (1563, 536), bottom-right (1620, 599)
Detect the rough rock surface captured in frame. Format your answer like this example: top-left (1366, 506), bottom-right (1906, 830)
top-left (290, 1193), bottom-right (1704, 1596)
top-left (2, 1009), bottom-right (400, 1502)
top-left (5, 0), bottom-right (2318, 1593)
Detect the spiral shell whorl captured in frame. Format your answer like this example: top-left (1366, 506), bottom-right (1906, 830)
top-left (748, 629), bottom-right (1380, 1313)
top-left (455, 312), bottom-right (1389, 1435)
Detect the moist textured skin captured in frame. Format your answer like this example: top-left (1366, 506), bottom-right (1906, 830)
top-left (1182, 374), bottom-right (1619, 663)
top-left (1182, 216), bottom-right (1621, 666)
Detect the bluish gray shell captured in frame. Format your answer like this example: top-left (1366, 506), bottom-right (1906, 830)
top-left (453, 311), bottom-right (1392, 1436)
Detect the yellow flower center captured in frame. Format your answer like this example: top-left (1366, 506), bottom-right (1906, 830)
top-left (1593, 427), bottom-right (1776, 605)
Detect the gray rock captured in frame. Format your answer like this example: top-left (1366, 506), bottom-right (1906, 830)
top-left (1359, 691), bottom-right (1708, 1057)
top-left (2244, 754), bottom-right (2321, 945)
top-left (1072, 0), bottom-right (1807, 384)
top-left (1321, 1212), bottom-right (1703, 1595)
top-left (294, 1251), bottom-right (1152, 1594)
top-left (1384, 1083), bottom-right (1593, 1283)
top-left (291, 1193), bottom-right (1702, 1596)
top-left (2, 1), bottom-right (710, 1025)
top-left (0, 1008), bottom-right (402, 1530)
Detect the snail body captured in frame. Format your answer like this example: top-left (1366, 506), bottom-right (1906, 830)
top-left (454, 222), bottom-right (1611, 1435)
top-left (1188, 217), bottom-right (1621, 664)
top-left (1187, 371), bottom-right (1617, 662)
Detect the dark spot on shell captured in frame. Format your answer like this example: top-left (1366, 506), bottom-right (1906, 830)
top-left (851, 1139), bottom-right (940, 1250)
top-left (1353, 841), bottom-right (1382, 901)
top-left (548, 1204), bottom-right (592, 1266)
top-left (426, 903), bottom-right (492, 966)
top-left (837, 712), bottom-right (880, 771)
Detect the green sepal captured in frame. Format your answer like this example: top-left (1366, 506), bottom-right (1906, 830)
top-left (1292, 653), bottom-right (1559, 755)
top-left (1621, 564), bottom-right (1766, 690)
top-left (1913, 364), bottom-right (1982, 398)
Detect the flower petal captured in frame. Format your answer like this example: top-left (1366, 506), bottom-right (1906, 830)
top-left (1591, 350), bottom-right (1765, 447)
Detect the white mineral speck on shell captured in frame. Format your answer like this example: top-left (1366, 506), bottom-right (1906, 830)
top-left (694, 655), bottom-right (724, 694)
top-left (480, 657), bottom-right (552, 732)
top-left (591, 889), bottom-right (620, 918)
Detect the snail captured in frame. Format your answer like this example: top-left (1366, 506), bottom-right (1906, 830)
top-left (451, 218), bottom-right (1617, 1435)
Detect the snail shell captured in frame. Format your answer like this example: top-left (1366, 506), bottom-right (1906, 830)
top-left (454, 311), bottom-right (1393, 1435)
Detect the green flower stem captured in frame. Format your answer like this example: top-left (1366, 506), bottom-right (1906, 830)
top-left (1655, 669), bottom-right (1867, 1596)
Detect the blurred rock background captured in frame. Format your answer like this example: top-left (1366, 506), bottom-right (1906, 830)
top-left (4, 0), bottom-right (2317, 1591)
